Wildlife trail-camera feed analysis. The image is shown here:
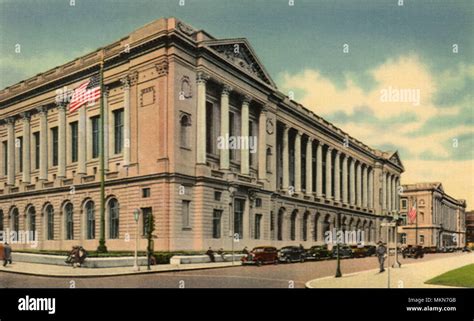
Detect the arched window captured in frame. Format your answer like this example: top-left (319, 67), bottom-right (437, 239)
top-left (290, 210), bottom-right (297, 241)
top-left (0, 210), bottom-right (4, 234)
top-left (266, 148), bottom-right (272, 172)
top-left (109, 198), bottom-right (119, 239)
top-left (65, 203), bottom-right (74, 240)
top-left (27, 206), bottom-right (36, 241)
top-left (180, 114), bottom-right (191, 148)
top-left (302, 212), bottom-right (309, 241)
top-left (313, 214), bottom-right (319, 242)
top-left (277, 208), bottom-right (284, 241)
top-left (11, 207), bottom-right (19, 236)
top-left (85, 201), bottom-right (95, 240)
top-left (46, 205), bottom-right (54, 240)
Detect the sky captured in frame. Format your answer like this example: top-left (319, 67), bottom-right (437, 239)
top-left (0, 0), bottom-right (473, 209)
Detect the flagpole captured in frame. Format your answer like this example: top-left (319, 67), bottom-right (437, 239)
top-left (415, 196), bottom-right (418, 247)
top-left (97, 52), bottom-right (107, 253)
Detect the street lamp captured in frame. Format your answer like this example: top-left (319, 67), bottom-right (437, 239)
top-left (392, 213), bottom-right (401, 268)
top-left (133, 209), bottom-right (140, 271)
top-left (228, 184), bottom-right (238, 265)
top-left (335, 213), bottom-right (342, 278)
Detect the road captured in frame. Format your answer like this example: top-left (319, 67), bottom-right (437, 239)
top-left (0, 252), bottom-right (464, 288)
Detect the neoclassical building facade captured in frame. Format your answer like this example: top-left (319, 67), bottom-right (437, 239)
top-left (0, 18), bottom-right (404, 251)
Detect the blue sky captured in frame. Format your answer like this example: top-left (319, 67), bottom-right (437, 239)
top-left (1, 0), bottom-right (473, 207)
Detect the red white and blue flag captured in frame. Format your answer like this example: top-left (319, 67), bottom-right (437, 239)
top-left (408, 200), bottom-right (417, 224)
top-left (69, 74), bottom-right (101, 113)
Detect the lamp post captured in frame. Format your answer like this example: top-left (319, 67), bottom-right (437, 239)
top-left (393, 213), bottom-right (401, 268)
top-left (133, 209), bottom-right (140, 271)
top-left (228, 184), bottom-right (237, 265)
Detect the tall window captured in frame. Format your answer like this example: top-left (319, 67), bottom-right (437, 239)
top-left (34, 132), bottom-right (40, 169)
top-left (18, 137), bottom-right (23, 172)
top-left (266, 148), bottom-right (272, 172)
top-left (277, 209), bottom-right (284, 241)
top-left (234, 199), bottom-right (245, 239)
top-left (290, 211), bottom-right (297, 241)
top-left (2, 141), bottom-right (7, 175)
top-left (212, 210), bottom-right (222, 239)
top-left (182, 201), bottom-right (191, 229)
top-left (113, 109), bottom-right (124, 154)
top-left (46, 205), bottom-right (54, 240)
top-left (180, 114), bottom-right (191, 148)
top-left (86, 201), bottom-right (95, 239)
top-left (229, 112), bottom-right (235, 160)
top-left (28, 207), bottom-right (36, 240)
top-left (142, 207), bottom-right (152, 236)
top-left (65, 203), bottom-right (74, 240)
top-left (205, 102), bottom-right (214, 154)
top-left (51, 127), bottom-right (58, 166)
top-left (0, 210), bottom-right (3, 235)
top-left (108, 198), bottom-right (120, 239)
top-left (302, 213), bottom-right (308, 241)
top-left (11, 208), bottom-right (19, 240)
top-left (254, 214), bottom-right (262, 240)
top-left (91, 117), bottom-right (100, 158)
top-left (70, 122), bottom-right (78, 162)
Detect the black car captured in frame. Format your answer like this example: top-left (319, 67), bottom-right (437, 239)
top-left (402, 245), bottom-right (424, 259)
top-left (331, 245), bottom-right (353, 258)
top-left (278, 246), bottom-right (306, 263)
top-left (365, 245), bottom-right (376, 256)
top-left (305, 245), bottom-right (331, 260)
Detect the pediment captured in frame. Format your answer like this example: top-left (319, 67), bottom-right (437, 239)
top-left (388, 151), bottom-right (404, 170)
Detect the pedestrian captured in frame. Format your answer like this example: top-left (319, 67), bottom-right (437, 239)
top-left (3, 243), bottom-right (12, 267)
top-left (376, 241), bottom-right (387, 273)
top-left (217, 248), bottom-right (225, 261)
top-left (206, 247), bottom-right (215, 263)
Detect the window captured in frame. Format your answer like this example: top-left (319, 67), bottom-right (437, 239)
top-left (11, 208), bottom-right (19, 240)
top-left (0, 210), bottom-right (3, 235)
top-left (91, 117), bottom-right (100, 158)
top-left (401, 233), bottom-right (407, 245)
top-left (28, 207), bottom-right (36, 238)
top-left (419, 235), bottom-right (424, 244)
top-left (142, 188), bottom-right (151, 198)
top-left (254, 214), bottom-right (262, 240)
top-left (34, 132), bottom-right (40, 169)
top-left (212, 210), bottom-right (222, 239)
top-left (51, 127), bottom-right (58, 166)
top-left (302, 213), bottom-right (308, 241)
top-left (270, 211), bottom-right (274, 232)
top-left (266, 148), bottom-right (272, 172)
top-left (86, 201), bottom-right (95, 239)
top-left (70, 122), bottom-right (78, 162)
top-left (142, 207), bottom-right (152, 236)
top-left (113, 109), bottom-right (124, 154)
top-left (277, 209), bottom-right (284, 241)
top-left (46, 205), bottom-right (54, 240)
top-left (234, 199), bottom-right (245, 240)
top-left (2, 141), bottom-right (7, 175)
top-left (108, 198), bottom-right (120, 239)
top-left (65, 203), bottom-right (74, 240)
top-left (182, 200), bottom-right (191, 229)
top-left (180, 114), bottom-right (191, 148)
top-left (18, 137), bottom-right (23, 172)
top-left (401, 199), bottom-right (407, 210)
top-left (214, 191), bottom-right (222, 201)
top-left (229, 112), bottom-right (235, 160)
top-left (205, 102), bottom-right (214, 154)
top-left (255, 198), bottom-right (262, 208)
top-left (290, 211), bottom-right (297, 241)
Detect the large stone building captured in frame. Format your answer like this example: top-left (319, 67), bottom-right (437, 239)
top-left (399, 183), bottom-right (467, 248)
top-left (466, 211), bottom-right (474, 246)
top-left (0, 18), bottom-right (404, 252)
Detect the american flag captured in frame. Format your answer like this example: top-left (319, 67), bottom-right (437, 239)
top-left (69, 75), bottom-right (101, 113)
top-left (408, 200), bottom-right (417, 224)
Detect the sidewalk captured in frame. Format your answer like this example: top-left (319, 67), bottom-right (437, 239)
top-left (306, 253), bottom-right (473, 288)
top-left (0, 260), bottom-right (242, 278)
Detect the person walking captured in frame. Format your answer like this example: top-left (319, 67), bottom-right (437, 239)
top-left (3, 243), bottom-right (12, 267)
top-left (376, 241), bottom-right (387, 273)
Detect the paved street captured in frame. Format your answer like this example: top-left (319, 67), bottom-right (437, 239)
top-left (0, 252), bottom-right (467, 288)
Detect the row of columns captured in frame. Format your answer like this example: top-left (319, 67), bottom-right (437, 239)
top-left (382, 171), bottom-right (400, 213)
top-left (280, 127), bottom-right (375, 209)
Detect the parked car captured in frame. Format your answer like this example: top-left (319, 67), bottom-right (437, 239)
top-left (365, 245), bottom-right (376, 256)
top-left (462, 246), bottom-right (472, 253)
top-left (332, 245), bottom-right (353, 258)
top-left (305, 245), bottom-right (331, 260)
top-left (402, 245), bottom-right (424, 259)
top-left (279, 246), bottom-right (306, 263)
top-left (241, 246), bottom-right (279, 266)
top-left (423, 246), bottom-right (437, 254)
top-left (351, 245), bottom-right (368, 258)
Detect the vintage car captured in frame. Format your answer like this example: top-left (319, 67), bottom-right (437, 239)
top-left (305, 245), bottom-right (331, 260)
top-left (351, 245), bottom-right (368, 258)
top-left (331, 245), bottom-right (353, 258)
top-left (278, 246), bottom-right (306, 263)
top-left (402, 245), bottom-right (424, 259)
top-left (241, 246), bottom-right (279, 266)
top-left (365, 245), bottom-right (376, 256)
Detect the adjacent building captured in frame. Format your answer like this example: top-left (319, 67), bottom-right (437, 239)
top-left (466, 211), bottom-right (474, 246)
top-left (399, 183), bottom-right (467, 248)
top-left (0, 17), bottom-right (404, 252)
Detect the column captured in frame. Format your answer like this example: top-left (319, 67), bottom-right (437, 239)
top-left (103, 88), bottom-right (109, 172)
top-left (342, 154), bottom-right (348, 203)
top-left (282, 125), bottom-right (289, 191)
top-left (325, 146), bottom-right (332, 199)
top-left (240, 95), bottom-right (251, 175)
top-left (21, 113), bottom-right (31, 184)
top-left (78, 102), bottom-right (86, 175)
top-left (6, 117), bottom-right (15, 186)
top-left (305, 137), bottom-right (313, 195)
top-left (392, 176), bottom-right (397, 212)
top-left (196, 72), bottom-right (209, 165)
top-left (120, 76), bottom-right (131, 167)
top-left (362, 165), bottom-right (368, 208)
top-left (294, 131), bottom-right (301, 193)
top-left (316, 141), bottom-right (323, 197)
top-left (349, 158), bottom-right (355, 205)
top-left (257, 106), bottom-right (267, 180)
top-left (368, 167), bottom-right (374, 209)
top-left (356, 162), bottom-right (362, 207)
top-left (57, 103), bottom-right (67, 178)
top-left (219, 84), bottom-right (231, 170)
top-left (387, 174), bottom-right (392, 212)
top-left (334, 151), bottom-right (341, 202)
top-left (38, 106), bottom-right (48, 181)
top-left (382, 171), bottom-right (387, 211)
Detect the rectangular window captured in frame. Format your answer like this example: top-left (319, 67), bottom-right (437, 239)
top-left (234, 198), bottom-right (245, 240)
top-left (229, 112), bottom-right (235, 160)
top-left (420, 235), bottom-right (424, 244)
top-left (401, 234), bottom-right (407, 245)
top-left (214, 191), bottom-right (222, 201)
top-left (51, 127), bottom-right (58, 166)
top-left (34, 132), bottom-right (40, 170)
top-left (142, 207), bottom-right (152, 236)
top-left (254, 214), bottom-right (262, 240)
top-left (18, 137), bottom-right (23, 172)
top-left (206, 102), bottom-right (213, 154)
top-left (113, 109), bottom-right (124, 154)
top-left (255, 198), bottom-right (262, 208)
top-left (142, 188), bottom-right (151, 198)
top-left (70, 122), bottom-right (78, 162)
top-left (182, 200), bottom-right (191, 229)
top-left (91, 116), bottom-right (100, 158)
top-left (2, 141), bottom-right (7, 175)
top-left (212, 209), bottom-right (222, 239)
top-left (401, 199), bottom-right (407, 210)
